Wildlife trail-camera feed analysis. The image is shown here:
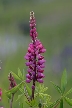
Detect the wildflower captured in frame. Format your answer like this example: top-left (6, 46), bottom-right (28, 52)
top-left (8, 73), bottom-right (17, 90)
top-left (25, 11), bottom-right (46, 99)
top-left (0, 88), bottom-right (2, 101)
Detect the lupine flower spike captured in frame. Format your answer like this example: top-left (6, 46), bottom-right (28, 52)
top-left (25, 11), bottom-right (46, 99)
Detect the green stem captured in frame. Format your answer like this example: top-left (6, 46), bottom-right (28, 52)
top-left (60, 99), bottom-right (63, 108)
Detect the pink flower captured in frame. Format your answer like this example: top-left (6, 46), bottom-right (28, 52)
top-left (37, 79), bottom-right (43, 83)
top-left (0, 89), bottom-right (2, 96)
top-left (26, 78), bottom-right (31, 83)
top-left (0, 88), bottom-right (2, 101)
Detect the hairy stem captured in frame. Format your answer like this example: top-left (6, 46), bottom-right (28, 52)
top-left (10, 94), bottom-right (14, 108)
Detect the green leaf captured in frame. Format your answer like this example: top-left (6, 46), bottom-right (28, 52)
top-left (61, 69), bottom-right (67, 94)
top-left (6, 82), bottom-right (23, 94)
top-left (11, 71), bottom-right (21, 80)
top-left (16, 93), bottom-right (24, 101)
top-left (24, 83), bottom-right (31, 96)
top-left (60, 99), bottom-right (63, 108)
top-left (22, 69), bottom-right (25, 80)
top-left (51, 81), bottom-right (62, 94)
top-left (36, 84), bottom-right (48, 93)
top-left (19, 87), bottom-right (24, 93)
top-left (48, 99), bottom-right (60, 108)
top-left (18, 68), bottom-right (23, 80)
top-left (26, 99), bottom-right (37, 107)
top-left (5, 90), bottom-right (11, 99)
top-left (30, 99), bottom-right (36, 106)
top-left (25, 100), bottom-right (32, 106)
top-left (65, 88), bottom-right (72, 96)
top-left (64, 97), bottom-right (72, 106)
top-left (19, 102), bottom-right (24, 108)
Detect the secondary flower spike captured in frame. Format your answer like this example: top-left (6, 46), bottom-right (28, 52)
top-left (8, 73), bottom-right (17, 90)
top-left (25, 11), bottom-right (46, 99)
top-left (0, 88), bottom-right (2, 101)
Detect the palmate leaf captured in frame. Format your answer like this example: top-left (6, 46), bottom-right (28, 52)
top-left (11, 71), bottom-right (21, 80)
top-left (24, 83), bottom-right (31, 96)
top-left (22, 69), bottom-right (25, 80)
top-left (65, 88), bottom-right (72, 96)
top-left (48, 99), bottom-right (60, 108)
top-left (25, 99), bottom-right (37, 107)
top-left (51, 81), bottom-right (62, 94)
top-left (35, 84), bottom-right (48, 93)
top-left (18, 68), bottom-right (23, 80)
top-left (30, 99), bottom-right (37, 107)
top-left (39, 84), bottom-right (48, 92)
top-left (6, 81), bottom-right (23, 94)
top-left (19, 87), bottom-right (24, 93)
top-left (16, 93), bottom-right (24, 101)
top-left (5, 90), bottom-right (11, 99)
top-left (61, 69), bottom-right (67, 94)
top-left (64, 97), bottom-right (72, 106)
top-left (25, 100), bottom-right (31, 106)
top-left (19, 102), bottom-right (24, 108)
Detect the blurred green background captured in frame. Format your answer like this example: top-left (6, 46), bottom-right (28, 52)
top-left (0, 0), bottom-right (72, 107)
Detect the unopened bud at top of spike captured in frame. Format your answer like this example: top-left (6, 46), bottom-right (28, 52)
top-left (30, 11), bottom-right (35, 19)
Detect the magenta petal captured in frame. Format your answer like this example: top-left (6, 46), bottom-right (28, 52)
top-left (26, 74), bottom-right (31, 79)
top-left (26, 62), bottom-right (30, 66)
top-left (26, 78), bottom-right (31, 83)
top-left (41, 49), bottom-right (46, 53)
top-left (27, 52), bottom-right (31, 57)
top-left (31, 56), bottom-right (34, 59)
top-left (37, 69), bottom-right (44, 73)
top-left (24, 55), bottom-right (29, 60)
top-left (37, 79), bottom-right (43, 83)
top-left (38, 44), bottom-right (43, 49)
top-left (38, 59), bottom-right (46, 65)
top-left (32, 85), bottom-right (35, 90)
top-left (26, 61), bottom-right (32, 66)
top-left (32, 71), bottom-right (35, 75)
top-left (37, 65), bottom-right (40, 70)
top-left (35, 50), bottom-right (38, 55)
top-left (37, 73), bottom-right (45, 78)
top-left (0, 89), bottom-right (2, 96)
top-left (40, 64), bottom-right (45, 68)
top-left (28, 47), bottom-right (32, 53)
top-left (27, 68), bottom-right (32, 73)
top-left (37, 55), bottom-right (44, 60)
